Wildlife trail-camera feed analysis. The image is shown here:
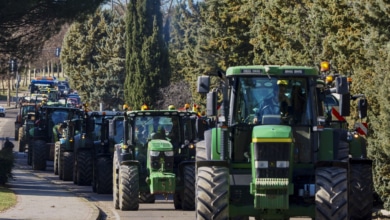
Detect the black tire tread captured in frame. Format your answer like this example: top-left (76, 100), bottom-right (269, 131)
top-left (119, 165), bottom-right (139, 211)
top-left (32, 140), bottom-right (47, 171)
top-left (96, 157), bottom-right (113, 194)
top-left (349, 162), bottom-right (373, 220)
top-left (18, 127), bottom-right (25, 152)
top-left (315, 166), bottom-right (348, 220)
top-left (76, 150), bottom-right (92, 186)
top-left (62, 152), bottom-right (74, 181)
top-left (182, 165), bottom-right (195, 210)
top-left (196, 166), bottom-right (229, 220)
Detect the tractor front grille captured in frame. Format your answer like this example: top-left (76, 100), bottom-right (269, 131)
top-left (253, 143), bottom-right (290, 179)
top-left (150, 152), bottom-right (174, 172)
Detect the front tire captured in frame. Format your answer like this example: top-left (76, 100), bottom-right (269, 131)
top-left (315, 166), bottom-right (348, 219)
top-left (32, 140), bottom-right (47, 171)
top-left (76, 149), bottom-right (92, 186)
top-left (96, 157), bottom-right (113, 194)
top-left (119, 165), bottom-right (139, 211)
top-left (139, 192), bottom-right (155, 203)
top-left (196, 166), bottom-right (229, 220)
top-left (53, 142), bottom-right (60, 175)
top-left (182, 165), bottom-right (195, 210)
top-left (18, 127), bottom-right (25, 152)
top-left (62, 152), bottom-right (74, 181)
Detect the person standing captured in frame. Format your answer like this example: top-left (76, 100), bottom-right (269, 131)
top-left (2, 137), bottom-right (14, 153)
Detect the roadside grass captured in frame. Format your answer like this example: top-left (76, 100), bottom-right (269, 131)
top-left (0, 185), bottom-right (17, 212)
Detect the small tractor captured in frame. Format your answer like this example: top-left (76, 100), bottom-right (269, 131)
top-left (195, 64), bottom-right (372, 219)
top-left (54, 110), bottom-right (83, 181)
top-left (113, 109), bottom-right (205, 211)
top-left (14, 94), bottom-right (45, 141)
top-left (29, 102), bottom-right (80, 171)
top-left (15, 102), bottom-right (38, 152)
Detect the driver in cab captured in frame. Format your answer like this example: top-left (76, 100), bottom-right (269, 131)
top-left (253, 80), bottom-right (291, 124)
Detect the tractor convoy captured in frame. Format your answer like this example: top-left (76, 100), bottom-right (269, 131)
top-left (20, 62), bottom-right (373, 218)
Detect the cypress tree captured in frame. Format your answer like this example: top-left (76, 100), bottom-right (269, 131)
top-left (124, 0), bottom-right (169, 110)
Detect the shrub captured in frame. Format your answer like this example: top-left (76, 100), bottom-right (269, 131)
top-left (0, 150), bottom-right (14, 185)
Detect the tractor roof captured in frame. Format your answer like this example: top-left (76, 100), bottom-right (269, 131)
top-left (226, 65), bottom-right (318, 77)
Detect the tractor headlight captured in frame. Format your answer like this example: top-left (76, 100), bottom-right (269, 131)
top-left (121, 144), bottom-right (128, 150)
top-left (150, 151), bottom-right (160, 157)
top-left (255, 161), bottom-right (268, 168)
top-left (164, 151), bottom-right (174, 157)
top-left (276, 161), bottom-right (289, 168)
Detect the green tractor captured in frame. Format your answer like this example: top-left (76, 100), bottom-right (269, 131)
top-left (113, 109), bottom-right (204, 211)
top-left (29, 102), bottom-right (80, 171)
top-left (195, 65), bottom-right (372, 219)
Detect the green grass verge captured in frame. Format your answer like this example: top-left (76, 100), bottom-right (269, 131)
top-left (0, 186), bottom-right (17, 212)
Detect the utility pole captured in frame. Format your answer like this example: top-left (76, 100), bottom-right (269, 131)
top-left (8, 59), bottom-right (17, 108)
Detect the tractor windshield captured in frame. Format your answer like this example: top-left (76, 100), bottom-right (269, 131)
top-left (233, 77), bottom-right (311, 125)
top-left (51, 110), bottom-right (69, 125)
top-left (134, 115), bottom-right (181, 147)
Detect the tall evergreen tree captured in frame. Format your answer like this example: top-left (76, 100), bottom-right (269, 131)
top-left (61, 9), bottom-right (126, 110)
top-left (168, 0), bottom-right (204, 106)
top-left (124, 0), bottom-right (169, 110)
top-left (351, 0), bottom-right (390, 208)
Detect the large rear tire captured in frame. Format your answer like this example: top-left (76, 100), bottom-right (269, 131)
top-left (96, 157), bottom-right (113, 194)
top-left (315, 166), bottom-right (348, 219)
top-left (196, 166), bottom-right (229, 220)
top-left (349, 161), bottom-right (373, 220)
top-left (32, 140), bottom-right (47, 171)
top-left (182, 165), bottom-right (195, 210)
top-left (119, 165), bottom-right (139, 211)
top-left (76, 149), bottom-right (92, 186)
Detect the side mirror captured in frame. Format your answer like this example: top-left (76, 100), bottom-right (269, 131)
top-left (339, 93), bottom-right (350, 117)
top-left (197, 76), bottom-right (210, 94)
top-left (358, 98), bottom-right (368, 119)
top-left (335, 77), bottom-right (349, 95)
top-left (206, 91), bottom-right (218, 116)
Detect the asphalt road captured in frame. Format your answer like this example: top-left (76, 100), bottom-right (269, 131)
top-left (0, 103), bottom-right (195, 220)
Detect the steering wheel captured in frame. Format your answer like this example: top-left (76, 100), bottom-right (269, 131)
top-left (243, 115), bottom-right (253, 124)
top-left (260, 104), bottom-right (280, 116)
